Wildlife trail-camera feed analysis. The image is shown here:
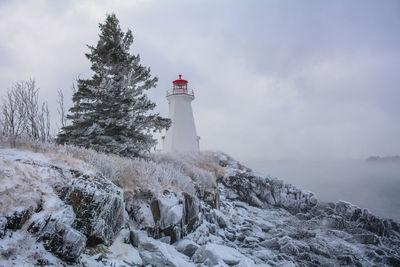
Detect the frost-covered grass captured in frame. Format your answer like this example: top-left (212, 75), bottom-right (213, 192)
top-left (0, 136), bottom-right (222, 195)
top-left (0, 149), bottom-right (61, 215)
top-left (0, 137), bottom-right (223, 265)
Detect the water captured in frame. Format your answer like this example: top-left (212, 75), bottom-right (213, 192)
top-left (245, 160), bottom-right (400, 222)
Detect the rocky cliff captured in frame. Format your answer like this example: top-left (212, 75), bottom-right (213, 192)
top-left (0, 148), bottom-right (399, 266)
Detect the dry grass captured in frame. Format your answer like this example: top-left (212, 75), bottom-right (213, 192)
top-left (0, 136), bottom-right (221, 195)
top-left (0, 158), bottom-right (53, 215)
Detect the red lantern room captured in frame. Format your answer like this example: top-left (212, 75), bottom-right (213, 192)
top-left (167, 74), bottom-right (194, 97)
top-left (173, 74), bottom-right (188, 89)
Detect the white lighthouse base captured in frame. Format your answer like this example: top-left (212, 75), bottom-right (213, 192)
top-left (163, 94), bottom-right (199, 153)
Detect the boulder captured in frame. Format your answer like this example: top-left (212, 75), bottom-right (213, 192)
top-left (191, 246), bottom-right (220, 266)
top-left (133, 230), bottom-right (195, 267)
top-left (197, 186), bottom-right (220, 209)
top-left (38, 219), bottom-right (87, 263)
top-left (106, 229), bottom-right (143, 266)
top-left (124, 189), bottom-right (156, 230)
top-left (0, 209), bottom-right (33, 239)
top-left (26, 203), bottom-right (87, 263)
top-left (149, 192), bottom-right (183, 243)
top-left (220, 168), bottom-right (318, 214)
top-left (176, 239), bottom-right (200, 257)
top-left (182, 192), bottom-right (202, 234)
top-left (147, 191), bottom-right (202, 243)
top-left (260, 238), bottom-right (280, 250)
top-left (57, 170), bottom-right (125, 246)
top-left (330, 201), bottom-right (400, 237)
top-left (5, 209), bottom-right (32, 231)
top-left (252, 249), bottom-right (275, 261)
top-left (353, 233), bottom-right (381, 245)
top-left (193, 243), bottom-right (254, 266)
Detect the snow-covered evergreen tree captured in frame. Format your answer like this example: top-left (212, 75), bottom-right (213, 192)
top-left (57, 14), bottom-right (170, 157)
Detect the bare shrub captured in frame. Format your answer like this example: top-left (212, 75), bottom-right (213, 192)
top-left (0, 79), bottom-right (51, 142)
top-left (56, 89), bottom-right (66, 129)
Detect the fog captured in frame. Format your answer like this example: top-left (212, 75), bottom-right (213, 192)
top-left (246, 160), bottom-right (400, 221)
top-left (1, 0), bottom-right (400, 162)
top-left (1, 0), bottom-right (400, 220)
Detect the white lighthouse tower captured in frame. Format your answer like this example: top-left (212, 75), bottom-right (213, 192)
top-left (163, 75), bottom-right (200, 152)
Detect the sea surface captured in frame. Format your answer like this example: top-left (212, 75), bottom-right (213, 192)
top-left (245, 160), bottom-right (400, 222)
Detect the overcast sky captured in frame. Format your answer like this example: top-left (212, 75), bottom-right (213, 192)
top-left (0, 0), bottom-right (399, 161)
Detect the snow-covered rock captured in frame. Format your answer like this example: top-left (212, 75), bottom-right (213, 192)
top-left (125, 189), bottom-right (156, 230)
top-left (182, 192), bottom-right (202, 234)
top-left (175, 238), bottom-right (200, 257)
top-left (218, 156), bottom-right (318, 213)
top-left (34, 216), bottom-right (87, 263)
top-left (1, 147), bottom-right (400, 266)
top-left (133, 230), bottom-right (195, 267)
top-left (193, 243), bottom-right (255, 266)
top-left (156, 192), bottom-right (183, 229)
top-left (56, 169), bottom-right (125, 246)
top-left (0, 148), bottom-right (125, 263)
top-left (127, 190), bottom-right (203, 244)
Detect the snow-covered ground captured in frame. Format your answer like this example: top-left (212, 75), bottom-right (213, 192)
top-left (0, 148), bottom-right (61, 215)
top-left (1, 144), bottom-right (399, 266)
top-left (0, 148), bottom-right (69, 265)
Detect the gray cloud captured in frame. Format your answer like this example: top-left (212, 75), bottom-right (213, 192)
top-left (1, 0), bottom-right (399, 161)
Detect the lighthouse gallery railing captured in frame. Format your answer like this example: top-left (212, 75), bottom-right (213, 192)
top-left (166, 89), bottom-right (194, 97)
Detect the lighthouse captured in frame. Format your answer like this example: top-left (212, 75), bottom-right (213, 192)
top-left (163, 75), bottom-right (200, 152)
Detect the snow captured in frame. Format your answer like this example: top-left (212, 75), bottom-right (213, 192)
top-left (158, 193), bottom-right (183, 228)
top-left (204, 243), bottom-right (255, 265)
top-left (176, 238), bottom-right (199, 255)
top-left (134, 230), bottom-right (196, 267)
top-left (0, 148), bottom-right (60, 215)
top-left (81, 229), bottom-right (142, 266)
top-left (1, 145), bottom-right (399, 266)
top-left (0, 230), bottom-right (61, 266)
top-left (0, 148), bottom-right (49, 163)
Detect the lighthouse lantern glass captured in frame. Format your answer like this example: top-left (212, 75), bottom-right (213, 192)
top-left (174, 83), bottom-right (187, 90)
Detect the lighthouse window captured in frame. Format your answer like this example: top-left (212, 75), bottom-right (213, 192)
top-left (175, 84), bottom-right (186, 89)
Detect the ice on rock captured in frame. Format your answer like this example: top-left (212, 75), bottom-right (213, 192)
top-left (166, 205), bottom-right (183, 227)
top-left (252, 249), bottom-right (275, 261)
top-left (0, 148), bottom-right (127, 263)
top-left (107, 229), bottom-right (143, 266)
top-left (175, 238), bottom-right (200, 257)
top-left (133, 230), bottom-right (195, 267)
top-left (124, 189), bottom-right (156, 230)
top-left (191, 245), bottom-right (221, 266)
top-left (207, 243), bottom-right (255, 265)
top-left (0, 230), bottom-right (62, 266)
top-left (32, 215), bottom-right (87, 263)
top-left (192, 243), bottom-right (256, 266)
top-left (1, 148), bottom-right (400, 266)
top-left (57, 169), bottom-right (126, 246)
top-left (182, 192), bottom-right (202, 233)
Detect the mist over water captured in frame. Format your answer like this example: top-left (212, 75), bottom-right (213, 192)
top-left (245, 160), bottom-right (400, 222)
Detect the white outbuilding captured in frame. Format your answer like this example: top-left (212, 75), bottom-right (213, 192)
top-left (162, 75), bottom-right (200, 152)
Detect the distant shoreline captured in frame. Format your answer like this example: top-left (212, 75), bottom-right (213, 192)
top-left (366, 155), bottom-right (400, 163)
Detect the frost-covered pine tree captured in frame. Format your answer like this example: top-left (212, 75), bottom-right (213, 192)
top-left (57, 14), bottom-right (170, 157)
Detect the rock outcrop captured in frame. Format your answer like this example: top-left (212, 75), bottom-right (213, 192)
top-left (1, 148), bottom-right (399, 266)
top-left (218, 153), bottom-right (318, 213)
top-left (126, 190), bottom-right (202, 245)
top-left (56, 169), bottom-right (125, 246)
top-left (31, 214), bottom-right (87, 263)
top-left (131, 230), bottom-right (195, 267)
top-left (0, 154), bottom-right (125, 263)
